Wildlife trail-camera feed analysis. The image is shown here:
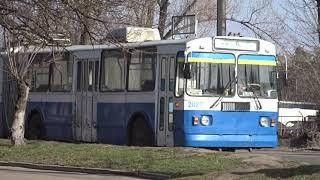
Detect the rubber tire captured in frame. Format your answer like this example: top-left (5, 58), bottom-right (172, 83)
top-left (25, 113), bottom-right (43, 140)
top-left (130, 117), bottom-right (152, 146)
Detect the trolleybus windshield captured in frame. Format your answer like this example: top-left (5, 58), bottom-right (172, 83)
top-left (237, 55), bottom-right (277, 99)
top-left (185, 52), bottom-right (235, 97)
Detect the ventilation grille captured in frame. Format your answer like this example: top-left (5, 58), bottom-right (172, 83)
top-left (221, 102), bottom-right (250, 112)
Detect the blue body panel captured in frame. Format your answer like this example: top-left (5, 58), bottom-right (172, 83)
top-left (26, 102), bottom-right (73, 140)
top-left (96, 102), bottom-right (155, 144)
top-left (174, 110), bottom-right (278, 147)
top-left (0, 102), bottom-right (3, 137)
top-left (25, 102), bottom-right (155, 144)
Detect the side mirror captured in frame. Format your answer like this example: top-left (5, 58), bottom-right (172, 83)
top-left (276, 55), bottom-right (287, 86)
top-left (183, 63), bottom-right (191, 79)
top-left (278, 71), bottom-right (287, 87)
top-left (283, 72), bottom-right (288, 86)
top-left (277, 71), bottom-right (287, 100)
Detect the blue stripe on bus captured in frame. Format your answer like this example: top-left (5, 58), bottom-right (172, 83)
top-left (190, 52), bottom-right (235, 59)
top-left (0, 103), bottom-right (3, 137)
top-left (238, 55), bottom-right (276, 66)
top-left (188, 52), bottom-right (235, 63)
top-left (173, 110), bottom-right (278, 147)
top-left (238, 55), bottom-right (276, 61)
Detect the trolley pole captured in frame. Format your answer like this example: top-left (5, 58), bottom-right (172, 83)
top-left (217, 0), bottom-right (226, 36)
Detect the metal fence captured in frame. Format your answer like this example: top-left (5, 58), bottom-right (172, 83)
top-left (278, 116), bottom-right (318, 137)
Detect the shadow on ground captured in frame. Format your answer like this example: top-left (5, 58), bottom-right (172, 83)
top-left (233, 165), bottom-right (320, 179)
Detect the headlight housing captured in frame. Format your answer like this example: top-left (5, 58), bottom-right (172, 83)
top-left (193, 116), bottom-right (199, 125)
top-left (259, 117), bottom-right (270, 127)
top-left (201, 115), bottom-right (211, 126)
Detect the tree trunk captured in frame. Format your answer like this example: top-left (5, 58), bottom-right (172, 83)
top-left (79, 10), bottom-right (91, 45)
top-left (11, 81), bottom-right (30, 146)
top-left (80, 30), bottom-right (90, 45)
top-left (158, 0), bottom-right (169, 39)
top-left (145, 0), bottom-right (156, 27)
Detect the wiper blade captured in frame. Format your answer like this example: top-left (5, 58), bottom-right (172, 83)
top-left (210, 95), bottom-right (223, 108)
top-left (252, 93), bottom-right (262, 110)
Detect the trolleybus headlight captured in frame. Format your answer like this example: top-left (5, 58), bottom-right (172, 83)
top-left (201, 115), bottom-right (211, 126)
top-left (259, 117), bottom-right (270, 127)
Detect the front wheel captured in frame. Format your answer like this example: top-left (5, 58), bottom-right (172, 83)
top-left (130, 117), bottom-right (153, 146)
top-left (25, 113), bottom-right (44, 140)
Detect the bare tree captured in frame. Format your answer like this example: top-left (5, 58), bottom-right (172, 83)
top-left (281, 48), bottom-right (320, 102)
top-left (282, 0), bottom-right (319, 48)
top-left (226, 0), bottom-right (287, 48)
top-left (2, 33), bottom-right (41, 145)
top-left (0, 0), bottom-right (128, 145)
top-left (122, 0), bottom-right (157, 27)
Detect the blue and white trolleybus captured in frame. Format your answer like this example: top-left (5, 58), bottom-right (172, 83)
top-left (0, 32), bottom-right (278, 148)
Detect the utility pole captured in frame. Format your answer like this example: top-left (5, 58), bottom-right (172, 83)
top-left (217, 0), bottom-right (226, 36)
top-left (317, 0), bottom-right (320, 43)
top-left (0, 26), bottom-right (4, 50)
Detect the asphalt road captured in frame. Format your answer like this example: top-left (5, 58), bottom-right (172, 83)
top-left (252, 150), bottom-right (320, 165)
top-left (0, 166), bottom-right (143, 180)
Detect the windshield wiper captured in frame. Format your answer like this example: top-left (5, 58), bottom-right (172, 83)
top-left (252, 93), bottom-right (262, 110)
top-left (209, 95), bottom-right (223, 109)
top-left (210, 79), bottom-right (232, 108)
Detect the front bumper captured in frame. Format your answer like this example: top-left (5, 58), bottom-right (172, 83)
top-left (177, 134), bottom-right (277, 148)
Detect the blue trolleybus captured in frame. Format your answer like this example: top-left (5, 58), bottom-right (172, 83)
top-left (0, 34), bottom-right (278, 148)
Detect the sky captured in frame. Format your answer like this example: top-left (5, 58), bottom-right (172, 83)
top-left (0, 0), bottom-right (315, 53)
top-left (196, 1), bottom-right (278, 37)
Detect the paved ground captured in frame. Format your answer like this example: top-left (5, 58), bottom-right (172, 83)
top-left (252, 149), bottom-right (320, 165)
top-left (0, 166), bottom-right (143, 180)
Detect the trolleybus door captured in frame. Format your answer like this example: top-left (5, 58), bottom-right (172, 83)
top-left (75, 59), bottom-right (98, 142)
top-left (157, 55), bottom-right (175, 146)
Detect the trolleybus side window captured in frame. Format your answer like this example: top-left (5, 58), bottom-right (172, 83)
top-left (94, 61), bottom-right (99, 91)
top-left (169, 57), bottom-right (175, 91)
top-left (88, 61), bottom-right (94, 91)
top-left (50, 53), bottom-right (73, 92)
top-left (83, 61), bottom-right (88, 91)
top-left (160, 57), bottom-right (166, 91)
top-left (127, 48), bottom-right (156, 92)
top-left (77, 61), bottom-right (82, 91)
top-left (31, 54), bottom-right (51, 92)
top-left (175, 51), bottom-right (184, 97)
top-left (101, 50), bottom-right (126, 91)
top-left (159, 97), bottom-right (165, 131)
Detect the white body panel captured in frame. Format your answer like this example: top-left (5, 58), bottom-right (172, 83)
top-left (184, 37), bottom-right (278, 113)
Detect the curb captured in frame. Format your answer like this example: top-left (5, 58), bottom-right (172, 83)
top-left (0, 161), bottom-right (171, 180)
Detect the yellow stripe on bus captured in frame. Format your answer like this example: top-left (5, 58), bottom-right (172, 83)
top-left (238, 60), bottom-right (276, 66)
top-left (188, 58), bottom-right (235, 64)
